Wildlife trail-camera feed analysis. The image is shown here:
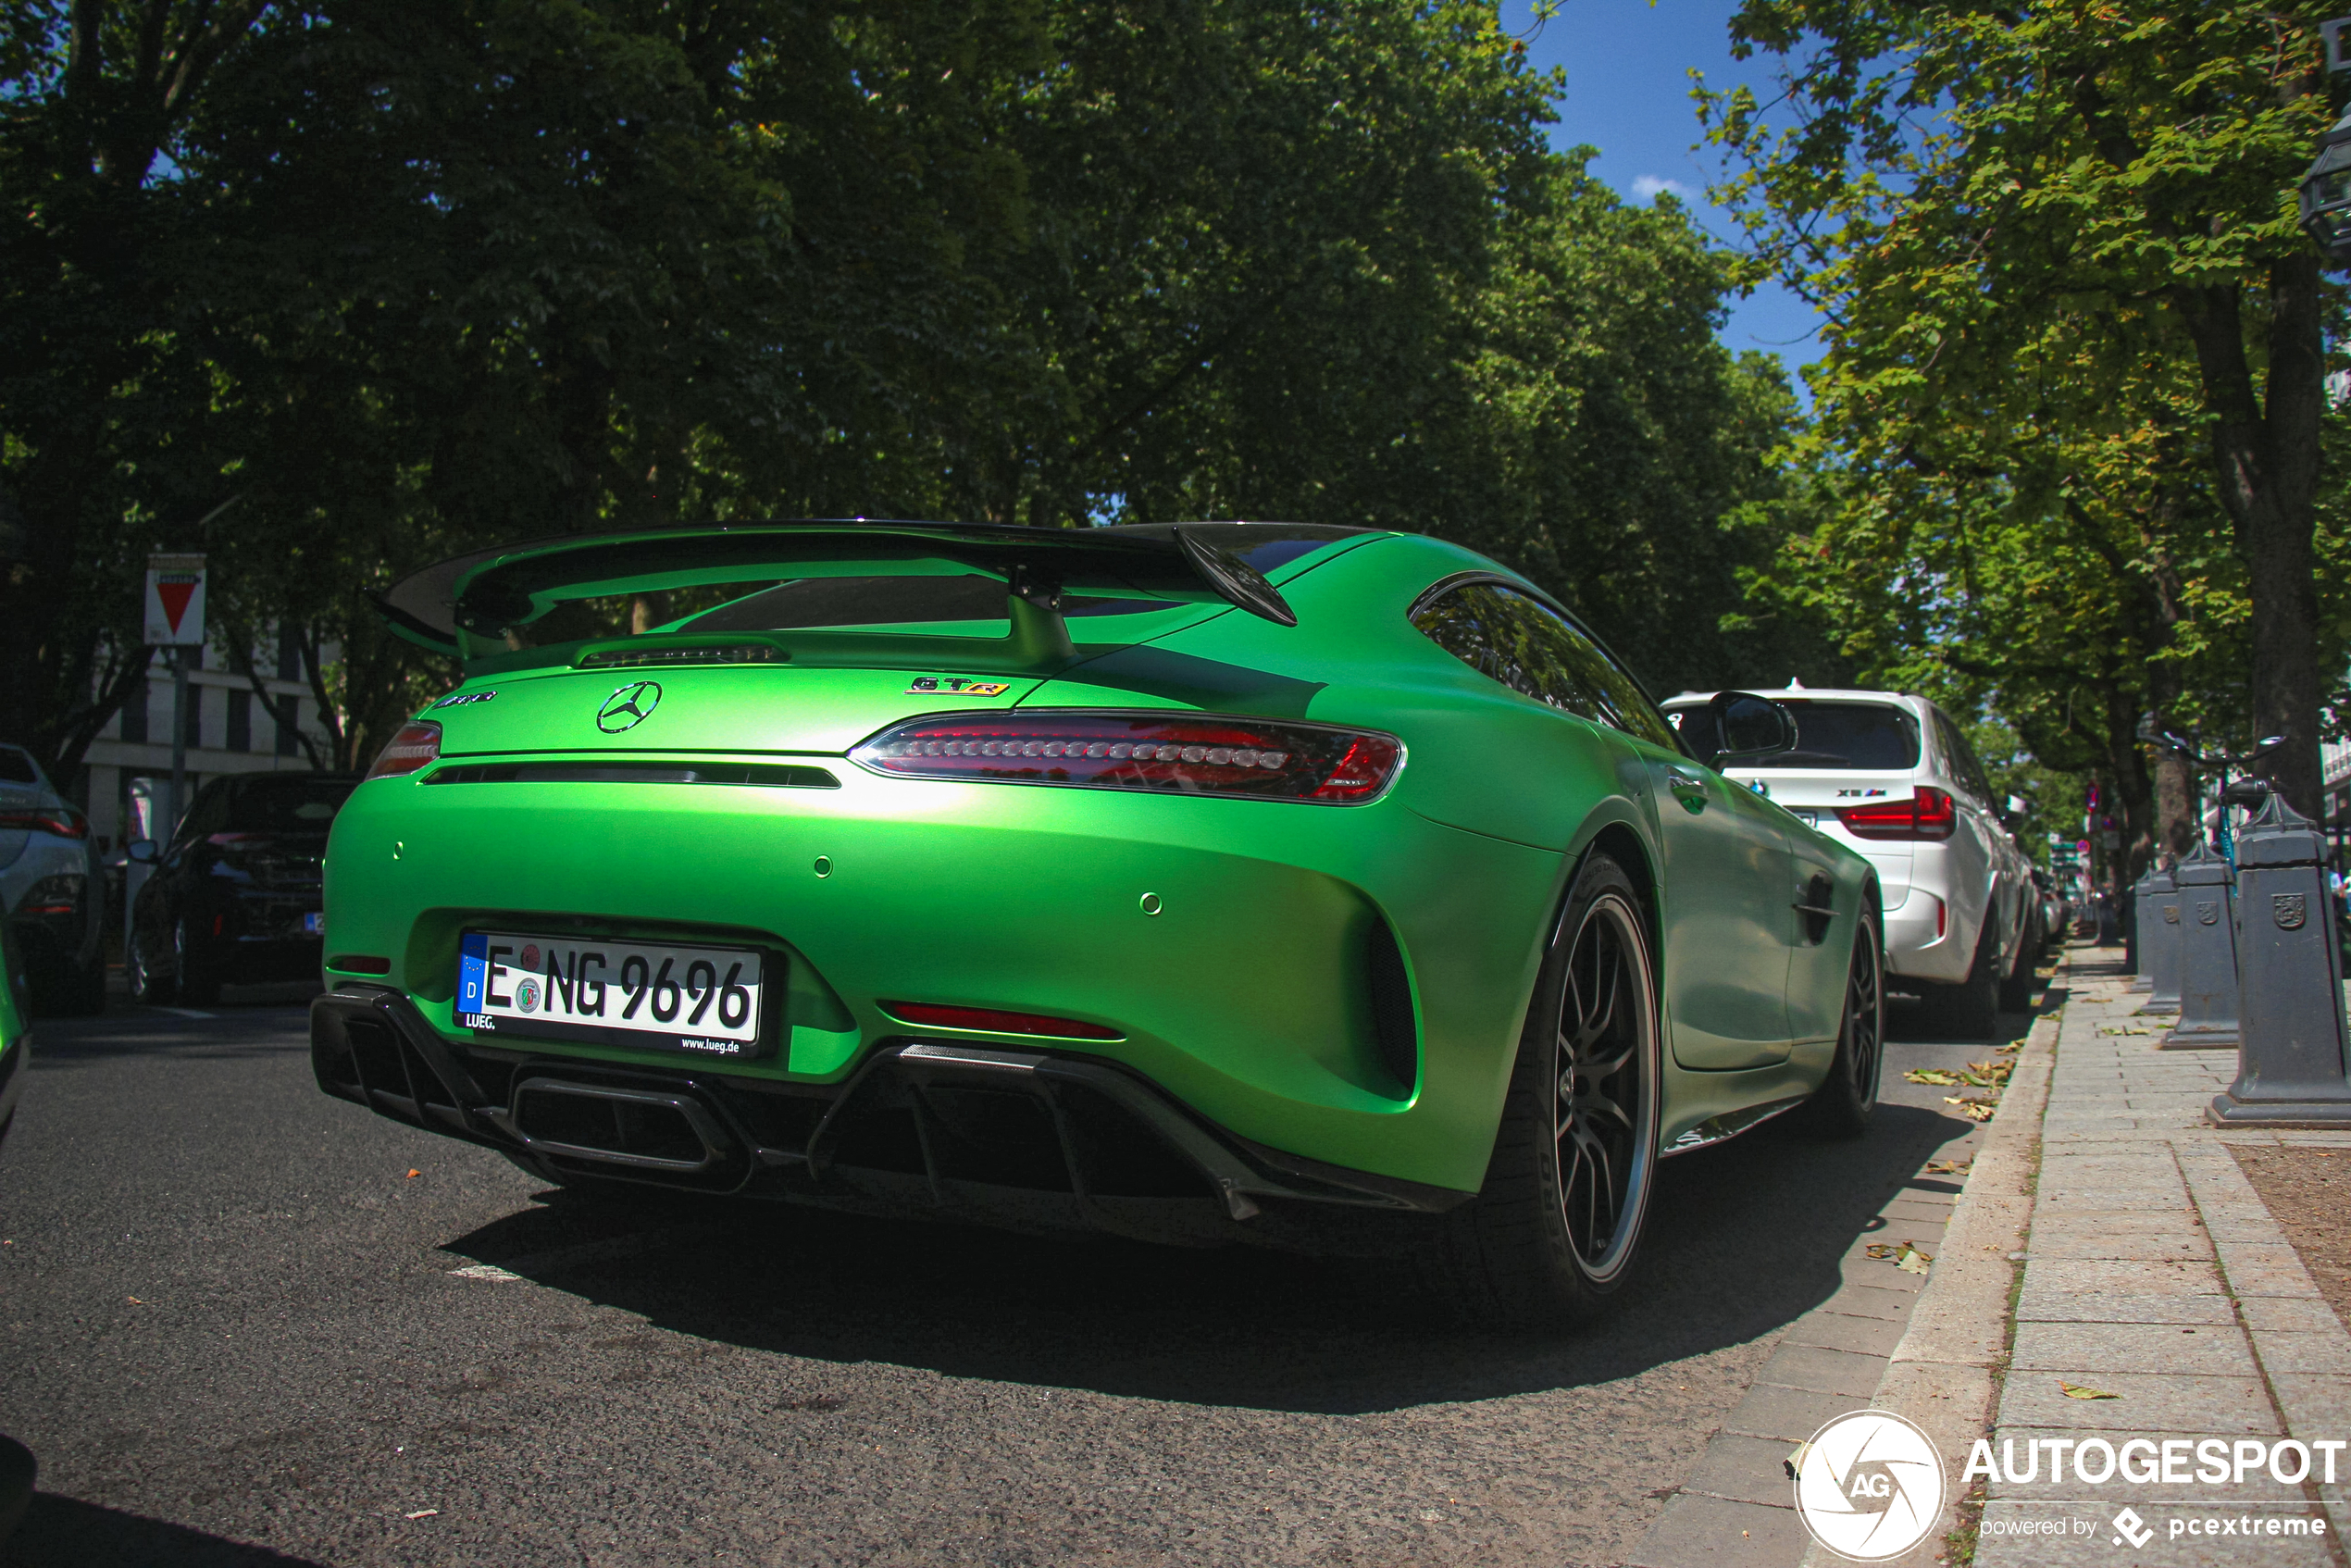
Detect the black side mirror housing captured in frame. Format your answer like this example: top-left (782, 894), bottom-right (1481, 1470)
top-left (1706, 691), bottom-right (1797, 769)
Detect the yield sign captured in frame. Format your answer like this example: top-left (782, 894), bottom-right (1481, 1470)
top-left (143, 553), bottom-right (207, 647)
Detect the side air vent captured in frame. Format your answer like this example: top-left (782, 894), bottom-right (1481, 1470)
top-left (427, 762), bottom-right (839, 789)
top-left (1366, 917), bottom-right (1418, 1094)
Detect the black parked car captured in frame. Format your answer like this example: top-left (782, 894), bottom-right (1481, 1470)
top-left (127, 772), bottom-right (360, 1005)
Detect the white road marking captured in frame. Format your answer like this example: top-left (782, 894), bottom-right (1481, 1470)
top-left (150, 1006), bottom-right (216, 1019)
top-left (446, 1263), bottom-right (523, 1282)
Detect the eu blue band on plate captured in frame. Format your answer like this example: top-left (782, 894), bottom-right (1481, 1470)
top-left (457, 931), bottom-right (490, 1014)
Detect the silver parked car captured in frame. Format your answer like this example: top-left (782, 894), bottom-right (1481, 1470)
top-left (0, 743), bottom-right (104, 1015)
top-left (1662, 688), bottom-right (2036, 1038)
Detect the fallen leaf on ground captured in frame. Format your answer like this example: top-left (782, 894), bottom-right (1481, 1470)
top-left (2059, 1381), bottom-right (2120, 1400)
top-left (1967, 1058), bottom-right (2015, 1085)
top-left (1785, 1441), bottom-right (1810, 1480)
top-left (1944, 1096), bottom-right (1996, 1122)
top-left (1995, 1040), bottom-right (2022, 1054)
top-left (2097, 1026), bottom-right (2160, 1037)
top-left (1923, 1159), bottom-right (1972, 1175)
top-left (1865, 1241), bottom-right (1934, 1273)
top-left (1906, 1068), bottom-right (1969, 1086)
top-left (406, 1169), bottom-right (420, 1178)
top-left (404, 1509), bottom-right (440, 1520)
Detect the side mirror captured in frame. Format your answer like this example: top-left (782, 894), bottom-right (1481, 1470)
top-left (1707, 691), bottom-right (1797, 767)
top-left (126, 839), bottom-right (159, 864)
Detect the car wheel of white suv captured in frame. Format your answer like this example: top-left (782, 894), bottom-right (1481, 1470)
top-left (1927, 916), bottom-right (2000, 1041)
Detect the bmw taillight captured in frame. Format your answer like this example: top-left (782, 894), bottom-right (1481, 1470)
top-left (0, 805), bottom-right (89, 840)
top-left (1835, 787), bottom-right (1957, 841)
top-left (852, 711), bottom-right (1404, 803)
top-left (367, 721), bottom-right (443, 779)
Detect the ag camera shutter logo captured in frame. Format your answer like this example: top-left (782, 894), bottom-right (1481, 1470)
top-left (1793, 1410), bottom-right (1947, 1561)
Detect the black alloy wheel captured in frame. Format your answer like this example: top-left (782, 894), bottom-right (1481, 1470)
top-left (1429, 850), bottom-right (1661, 1326)
top-left (1797, 911), bottom-right (1885, 1136)
top-left (1551, 888), bottom-right (1655, 1281)
top-left (127, 926), bottom-right (176, 1006)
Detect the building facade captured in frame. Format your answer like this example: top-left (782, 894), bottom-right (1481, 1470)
top-left (78, 630), bottom-right (341, 852)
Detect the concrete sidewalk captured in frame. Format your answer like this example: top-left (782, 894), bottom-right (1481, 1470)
top-left (1969, 951), bottom-right (2351, 1566)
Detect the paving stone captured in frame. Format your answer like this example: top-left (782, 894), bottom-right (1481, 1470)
top-left (1816, 1282), bottom-right (1920, 1323)
top-left (2025, 1211), bottom-right (2208, 1236)
top-left (1719, 1382), bottom-right (1871, 1443)
top-left (2014, 1288), bottom-right (2236, 1326)
top-left (2215, 1241), bottom-right (2324, 1298)
top-left (1783, 1309), bottom-right (1909, 1358)
top-left (2009, 1320), bottom-right (2258, 1377)
top-left (1753, 1341), bottom-right (1888, 1399)
top-left (2240, 1297), bottom-right (2346, 1335)
top-left (1676, 1432), bottom-right (1798, 1509)
top-left (1625, 1489), bottom-right (1807, 1568)
top-left (2021, 1258), bottom-right (2225, 1295)
top-left (2023, 1228), bottom-right (2214, 1263)
top-left (2249, 1333), bottom-right (2351, 1377)
top-left (1997, 1370), bottom-right (2279, 1435)
top-left (2266, 1374), bottom-right (2351, 1437)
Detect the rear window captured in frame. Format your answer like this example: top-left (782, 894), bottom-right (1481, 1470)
top-left (1671, 700), bottom-right (1921, 769)
top-left (0, 748), bottom-right (37, 785)
top-left (226, 776), bottom-right (356, 831)
top-left (680, 575), bottom-right (1175, 632)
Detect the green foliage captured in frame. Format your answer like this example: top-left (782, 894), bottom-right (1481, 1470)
top-left (1703, 0), bottom-right (2351, 849)
top-left (3, 0), bottom-right (1817, 779)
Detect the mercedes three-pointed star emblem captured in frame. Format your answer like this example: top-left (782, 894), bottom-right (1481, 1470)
top-left (597, 680), bottom-right (663, 733)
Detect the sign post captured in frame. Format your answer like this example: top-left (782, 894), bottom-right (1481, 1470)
top-left (143, 553), bottom-right (206, 839)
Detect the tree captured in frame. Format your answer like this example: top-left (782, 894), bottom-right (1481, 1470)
top-left (1702, 1), bottom-right (2345, 815)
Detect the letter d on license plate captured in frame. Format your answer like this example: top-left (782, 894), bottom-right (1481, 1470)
top-left (456, 931), bottom-right (768, 1059)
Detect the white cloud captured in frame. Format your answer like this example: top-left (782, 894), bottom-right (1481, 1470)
top-left (1630, 175), bottom-right (1696, 204)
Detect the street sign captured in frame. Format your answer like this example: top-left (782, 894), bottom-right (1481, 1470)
top-left (143, 553), bottom-right (207, 647)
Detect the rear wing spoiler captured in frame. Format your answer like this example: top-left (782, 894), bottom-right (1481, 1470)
top-left (370, 520), bottom-right (1300, 666)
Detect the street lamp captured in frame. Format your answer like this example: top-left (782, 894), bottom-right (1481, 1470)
top-left (2302, 20), bottom-right (2351, 263)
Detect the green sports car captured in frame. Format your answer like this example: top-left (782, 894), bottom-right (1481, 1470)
top-left (311, 521), bottom-right (1882, 1325)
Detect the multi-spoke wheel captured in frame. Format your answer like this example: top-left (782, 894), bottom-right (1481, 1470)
top-left (1551, 887), bottom-right (1654, 1281)
top-left (1796, 908), bottom-right (1884, 1137)
top-left (1428, 849), bottom-right (1660, 1326)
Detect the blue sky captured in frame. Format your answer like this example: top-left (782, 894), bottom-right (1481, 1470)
top-left (1504, 0), bottom-right (1825, 380)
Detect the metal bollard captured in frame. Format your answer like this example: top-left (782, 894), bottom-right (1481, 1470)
top-left (2136, 865), bottom-right (2183, 1015)
top-left (2163, 841), bottom-right (2240, 1049)
top-left (2129, 868), bottom-right (2161, 991)
top-left (2208, 793), bottom-right (2351, 1126)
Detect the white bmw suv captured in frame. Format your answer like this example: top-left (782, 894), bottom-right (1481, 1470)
top-left (1661, 686), bottom-right (2037, 1037)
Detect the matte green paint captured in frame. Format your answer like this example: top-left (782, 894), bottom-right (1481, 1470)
top-left (326, 528), bottom-right (1874, 1193)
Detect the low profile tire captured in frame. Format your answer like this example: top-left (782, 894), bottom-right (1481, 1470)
top-left (1424, 850), bottom-right (1661, 1329)
top-left (127, 927), bottom-right (176, 1007)
top-left (1997, 908), bottom-right (2039, 1014)
top-left (1793, 911), bottom-right (1885, 1138)
top-left (1927, 916), bottom-right (1999, 1041)
top-left (174, 918), bottom-right (221, 1007)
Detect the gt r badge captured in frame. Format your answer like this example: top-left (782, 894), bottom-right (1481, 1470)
top-left (906, 677), bottom-right (1012, 697)
top-left (598, 680), bottom-right (662, 732)
top-left (2275, 893), bottom-right (2308, 931)
top-left (433, 690), bottom-right (498, 708)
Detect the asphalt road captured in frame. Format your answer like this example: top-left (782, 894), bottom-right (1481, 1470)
top-left (0, 980), bottom-right (2021, 1568)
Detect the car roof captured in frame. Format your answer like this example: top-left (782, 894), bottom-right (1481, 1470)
top-left (1661, 687), bottom-right (1931, 713)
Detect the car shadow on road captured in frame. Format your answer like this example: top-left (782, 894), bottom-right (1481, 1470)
top-left (441, 1101), bottom-right (1972, 1416)
top-left (19, 1006), bottom-right (314, 1070)
top-left (3, 1495), bottom-right (329, 1568)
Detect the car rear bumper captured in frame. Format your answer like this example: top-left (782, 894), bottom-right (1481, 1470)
top-left (312, 985), bottom-right (1466, 1251)
top-left (318, 760), bottom-right (1569, 1193)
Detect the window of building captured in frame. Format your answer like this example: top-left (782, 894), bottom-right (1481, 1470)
top-left (121, 679), bottom-right (148, 744)
top-left (227, 689), bottom-right (252, 753)
top-left (275, 698), bottom-right (301, 758)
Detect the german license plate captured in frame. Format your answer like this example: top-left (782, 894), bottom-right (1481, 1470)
top-left (303, 911), bottom-right (325, 936)
top-left (456, 932), bottom-right (768, 1059)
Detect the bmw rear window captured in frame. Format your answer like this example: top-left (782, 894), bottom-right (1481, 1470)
top-left (226, 776), bottom-right (357, 831)
top-left (1777, 703), bottom-right (1921, 769)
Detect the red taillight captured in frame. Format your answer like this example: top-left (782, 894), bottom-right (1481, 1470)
top-left (367, 721), bottom-right (442, 779)
top-left (885, 1002), bottom-right (1122, 1040)
top-left (0, 805), bottom-right (89, 840)
top-left (852, 711), bottom-right (1404, 804)
top-left (1835, 787), bottom-right (1957, 841)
